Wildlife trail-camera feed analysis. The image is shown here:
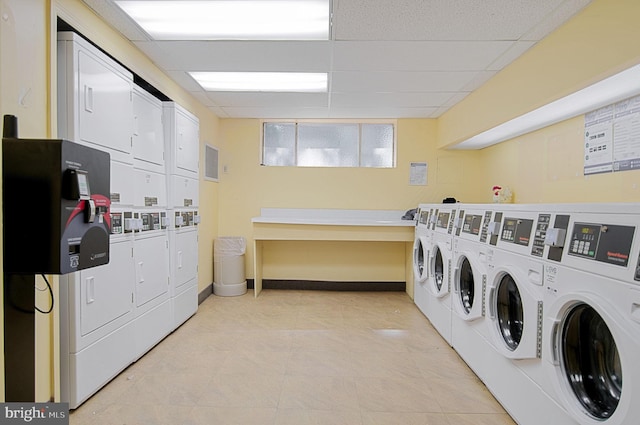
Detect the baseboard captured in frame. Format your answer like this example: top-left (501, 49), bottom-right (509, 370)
top-left (198, 284), bottom-right (213, 304)
top-left (246, 279), bottom-right (405, 291)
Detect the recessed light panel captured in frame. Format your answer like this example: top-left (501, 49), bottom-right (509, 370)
top-left (190, 72), bottom-right (328, 92)
top-left (114, 0), bottom-right (330, 40)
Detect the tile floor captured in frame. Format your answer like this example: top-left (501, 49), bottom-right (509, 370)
top-left (69, 290), bottom-right (516, 425)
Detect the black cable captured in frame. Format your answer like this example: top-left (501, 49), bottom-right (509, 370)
top-left (35, 274), bottom-right (54, 314)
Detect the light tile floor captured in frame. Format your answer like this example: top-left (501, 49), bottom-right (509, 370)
top-left (69, 290), bottom-right (516, 425)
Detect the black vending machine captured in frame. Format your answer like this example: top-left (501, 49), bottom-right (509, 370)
top-left (2, 115), bottom-right (111, 401)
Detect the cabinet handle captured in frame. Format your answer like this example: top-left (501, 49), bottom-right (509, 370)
top-left (84, 85), bottom-right (93, 112)
top-left (86, 276), bottom-right (95, 304)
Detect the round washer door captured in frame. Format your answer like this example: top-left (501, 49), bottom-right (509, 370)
top-left (413, 237), bottom-right (428, 283)
top-left (495, 273), bottom-right (523, 351)
top-left (561, 303), bottom-right (621, 421)
top-left (488, 265), bottom-right (542, 359)
top-left (429, 245), bottom-right (447, 297)
top-left (452, 254), bottom-right (483, 320)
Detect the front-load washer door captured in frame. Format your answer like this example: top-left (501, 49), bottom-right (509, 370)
top-left (429, 244), bottom-right (449, 298)
top-left (561, 303), bottom-right (621, 421)
top-left (413, 236), bottom-right (428, 283)
top-left (488, 265), bottom-right (542, 359)
top-left (452, 253), bottom-right (484, 321)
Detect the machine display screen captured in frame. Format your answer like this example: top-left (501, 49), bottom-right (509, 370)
top-left (436, 212), bottom-right (450, 229)
top-left (76, 171), bottom-right (90, 199)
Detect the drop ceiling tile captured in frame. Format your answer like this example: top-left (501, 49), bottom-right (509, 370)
top-left (164, 71), bottom-right (203, 92)
top-left (330, 92), bottom-right (455, 108)
top-left (522, 0), bottom-right (592, 40)
top-left (190, 91), bottom-right (218, 107)
top-left (204, 92), bottom-right (328, 108)
top-left (332, 41), bottom-right (514, 72)
top-left (327, 107), bottom-right (439, 119)
top-left (221, 107), bottom-right (330, 119)
top-left (487, 41), bottom-right (537, 71)
top-left (331, 71), bottom-right (478, 92)
top-left (460, 71), bottom-right (499, 92)
top-left (134, 41), bottom-right (331, 71)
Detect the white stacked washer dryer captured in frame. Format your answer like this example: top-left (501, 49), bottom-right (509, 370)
top-left (57, 31), bottom-right (137, 408)
top-left (131, 86), bottom-right (172, 358)
top-left (164, 102), bottom-right (200, 328)
top-left (480, 204), bottom-right (569, 425)
top-left (423, 203), bottom-right (459, 345)
top-left (450, 204), bottom-right (495, 381)
top-left (541, 204), bottom-right (640, 425)
top-left (413, 205), bottom-right (432, 316)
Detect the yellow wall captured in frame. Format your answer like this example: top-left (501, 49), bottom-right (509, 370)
top-left (218, 118), bottom-right (484, 280)
top-left (439, 0), bottom-right (640, 203)
top-left (478, 115), bottom-right (640, 203)
top-left (438, 0), bottom-right (640, 149)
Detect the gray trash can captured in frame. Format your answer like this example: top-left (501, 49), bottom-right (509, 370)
top-left (213, 237), bottom-right (247, 296)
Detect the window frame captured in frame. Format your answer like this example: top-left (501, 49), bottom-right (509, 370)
top-left (260, 119), bottom-right (397, 168)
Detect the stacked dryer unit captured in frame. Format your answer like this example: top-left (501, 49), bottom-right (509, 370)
top-left (57, 32), bottom-right (202, 408)
top-left (450, 204), bottom-right (494, 381)
top-left (131, 86), bottom-right (172, 357)
top-left (541, 204), bottom-right (640, 425)
top-left (413, 205), bottom-right (432, 317)
top-left (422, 203), bottom-right (459, 345)
top-left (163, 102), bottom-right (201, 328)
top-left (57, 31), bottom-right (137, 407)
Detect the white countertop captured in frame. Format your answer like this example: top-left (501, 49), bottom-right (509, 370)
top-left (251, 208), bottom-right (415, 227)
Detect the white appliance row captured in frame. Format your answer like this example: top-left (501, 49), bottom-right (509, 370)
top-left (57, 31), bottom-right (201, 408)
top-left (413, 203), bottom-right (640, 425)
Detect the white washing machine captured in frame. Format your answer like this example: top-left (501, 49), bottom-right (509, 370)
top-left (480, 205), bottom-right (574, 425)
top-left (413, 205), bottom-right (432, 317)
top-left (450, 203), bottom-right (495, 381)
top-left (423, 203), bottom-right (458, 345)
top-left (542, 204), bottom-right (640, 425)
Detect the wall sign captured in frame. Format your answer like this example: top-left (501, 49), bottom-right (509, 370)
top-left (584, 95), bottom-right (640, 175)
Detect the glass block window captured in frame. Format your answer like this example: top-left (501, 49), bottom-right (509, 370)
top-left (263, 122), bottom-right (395, 168)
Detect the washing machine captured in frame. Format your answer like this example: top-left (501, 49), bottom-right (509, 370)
top-left (542, 204), bottom-right (640, 425)
top-left (450, 203), bottom-right (495, 380)
top-left (479, 204), bottom-right (575, 425)
top-left (413, 204), bottom-right (432, 317)
top-left (422, 203), bottom-right (459, 345)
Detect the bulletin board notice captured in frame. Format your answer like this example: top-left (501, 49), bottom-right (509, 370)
top-left (584, 94), bottom-right (640, 175)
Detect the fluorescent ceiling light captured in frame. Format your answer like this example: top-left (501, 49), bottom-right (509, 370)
top-left (114, 0), bottom-right (330, 40)
top-left (190, 72), bottom-right (328, 92)
top-left (452, 63), bottom-right (640, 150)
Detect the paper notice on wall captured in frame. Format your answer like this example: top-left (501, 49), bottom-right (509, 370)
top-left (612, 96), bottom-right (640, 171)
top-left (410, 162), bottom-right (427, 185)
top-left (584, 105), bottom-right (614, 175)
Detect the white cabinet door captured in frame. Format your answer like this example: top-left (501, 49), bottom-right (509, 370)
top-left (175, 108), bottom-right (199, 174)
top-left (79, 240), bottom-right (134, 338)
top-left (133, 168), bottom-right (167, 208)
top-left (77, 50), bottom-right (132, 155)
top-left (169, 175), bottom-right (199, 208)
top-left (172, 230), bottom-right (198, 292)
top-left (134, 235), bottom-right (170, 308)
top-left (164, 103), bottom-right (199, 178)
top-left (133, 87), bottom-right (164, 168)
top-left (111, 162), bottom-right (135, 207)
